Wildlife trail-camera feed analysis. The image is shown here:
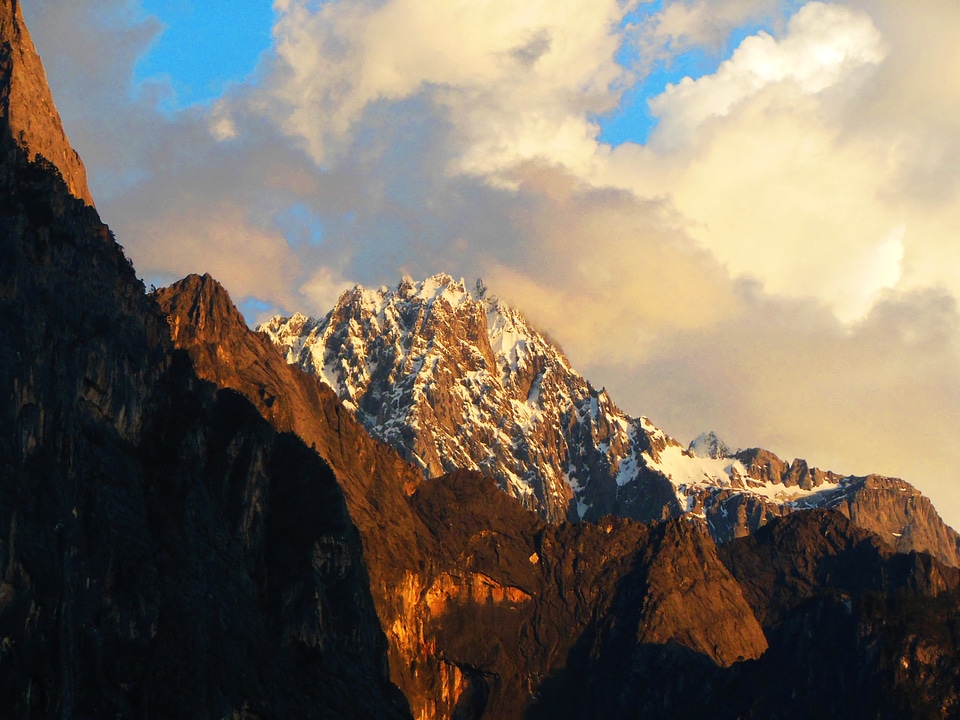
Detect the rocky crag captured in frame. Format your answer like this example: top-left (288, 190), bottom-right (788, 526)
top-left (0, 3), bottom-right (408, 716)
top-left (0, 0), bottom-right (92, 205)
top-left (161, 273), bottom-right (960, 719)
top-left (262, 275), bottom-right (960, 566)
top-left (157, 275), bottom-right (770, 720)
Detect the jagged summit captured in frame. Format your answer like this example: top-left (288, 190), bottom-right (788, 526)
top-left (0, 0), bottom-right (93, 205)
top-left (260, 274), bottom-right (960, 565)
top-left (263, 273), bottom-right (587, 521)
top-left (689, 431), bottom-right (735, 460)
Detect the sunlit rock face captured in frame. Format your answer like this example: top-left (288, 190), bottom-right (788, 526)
top-left (0, 0), bottom-right (93, 205)
top-left (263, 274), bottom-right (960, 566)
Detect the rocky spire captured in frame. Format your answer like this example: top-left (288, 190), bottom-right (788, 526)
top-left (0, 0), bottom-right (94, 205)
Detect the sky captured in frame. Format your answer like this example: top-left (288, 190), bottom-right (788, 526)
top-left (23, 0), bottom-right (960, 529)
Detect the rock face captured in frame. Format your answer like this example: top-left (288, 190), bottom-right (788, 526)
top-left (262, 275), bottom-right (606, 523)
top-left (158, 272), bottom-right (960, 719)
top-left (0, 7), bottom-right (409, 716)
top-left (529, 511), bottom-right (960, 720)
top-left (715, 511), bottom-right (960, 720)
top-left (406, 472), bottom-right (769, 720)
top-left (157, 274), bottom-right (440, 716)
top-left (719, 509), bottom-right (960, 627)
top-left (0, 0), bottom-right (92, 205)
top-left (262, 274), bottom-right (960, 566)
top-left (157, 275), bottom-right (772, 720)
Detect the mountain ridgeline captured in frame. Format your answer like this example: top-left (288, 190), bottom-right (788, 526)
top-left (3, 2), bottom-right (960, 718)
top-left (159, 272), bottom-right (960, 719)
top-left (261, 274), bottom-right (960, 567)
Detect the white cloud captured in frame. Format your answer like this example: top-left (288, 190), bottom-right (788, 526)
top-left (647, 2), bottom-right (885, 150)
top-left (299, 265), bottom-right (356, 314)
top-left (130, 197), bottom-right (302, 305)
top-left (481, 162), bottom-right (739, 365)
top-left (251, 0), bottom-right (635, 177)
top-left (600, 2), bottom-right (903, 321)
top-left (648, 0), bottom-right (787, 51)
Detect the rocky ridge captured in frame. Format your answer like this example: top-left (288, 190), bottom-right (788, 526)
top-left (157, 275), bottom-right (771, 720)
top-left (262, 274), bottom-right (960, 566)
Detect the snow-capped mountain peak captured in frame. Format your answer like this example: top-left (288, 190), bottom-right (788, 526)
top-left (259, 275), bottom-right (842, 529)
top-left (262, 274), bottom-right (624, 520)
top-left (259, 275), bottom-right (960, 558)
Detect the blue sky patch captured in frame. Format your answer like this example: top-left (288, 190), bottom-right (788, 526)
top-left (237, 296), bottom-right (275, 325)
top-left (135, 0), bottom-right (275, 109)
top-left (274, 203), bottom-right (326, 248)
top-left (597, 6), bottom-right (785, 147)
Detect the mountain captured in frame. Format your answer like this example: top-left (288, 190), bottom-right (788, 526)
top-left (262, 274), bottom-right (960, 566)
top-left (0, 4), bottom-right (408, 716)
top-left (156, 274), bottom-right (770, 720)
top-left (7, 3), bottom-right (960, 716)
top-left (160, 272), bottom-right (960, 719)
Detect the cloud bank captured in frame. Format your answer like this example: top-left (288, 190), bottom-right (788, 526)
top-left (24, 0), bottom-right (960, 527)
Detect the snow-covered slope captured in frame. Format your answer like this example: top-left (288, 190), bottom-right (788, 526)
top-left (261, 275), bottom-right (960, 557)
